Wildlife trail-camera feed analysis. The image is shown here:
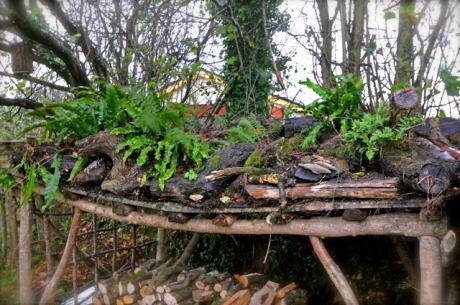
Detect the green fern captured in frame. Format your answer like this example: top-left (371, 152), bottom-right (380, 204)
top-left (68, 156), bottom-right (86, 182)
top-left (37, 155), bottom-right (61, 211)
top-left (227, 118), bottom-right (265, 144)
top-left (0, 169), bottom-right (15, 193)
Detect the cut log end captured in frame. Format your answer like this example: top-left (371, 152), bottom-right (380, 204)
top-left (417, 164), bottom-right (450, 195)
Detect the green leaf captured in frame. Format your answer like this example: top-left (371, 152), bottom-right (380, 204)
top-left (184, 169), bottom-right (198, 181)
top-left (68, 156), bottom-right (86, 182)
top-left (439, 67), bottom-right (460, 96)
top-left (21, 164), bottom-right (37, 207)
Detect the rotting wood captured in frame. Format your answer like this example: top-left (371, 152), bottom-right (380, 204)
top-left (39, 208), bottom-right (82, 305)
top-left (245, 178), bottom-right (400, 200)
top-left (64, 186), bottom-right (426, 213)
top-left (34, 187), bottom-right (447, 238)
top-left (419, 236), bottom-right (442, 305)
top-left (204, 167), bottom-right (270, 182)
top-left (310, 236), bottom-right (359, 305)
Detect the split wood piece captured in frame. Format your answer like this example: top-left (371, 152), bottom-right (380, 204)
top-left (234, 273), bottom-right (266, 288)
top-left (222, 289), bottom-right (252, 305)
top-left (38, 188), bottom-right (448, 238)
top-left (204, 167), bottom-right (270, 182)
top-left (419, 236), bottom-right (442, 305)
top-left (310, 236), bottom-right (359, 305)
top-left (275, 282), bottom-right (297, 299)
top-left (249, 281), bottom-right (279, 305)
top-left (76, 130), bottom-right (147, 195)
top-left (246, 178), bottom-right (400, 200)
top-left (192, 289), bottom-right (215, 303)
top-left (274, 289), bottom-right (308, 305)
top-left (39, 208), bottom-right (82, 305)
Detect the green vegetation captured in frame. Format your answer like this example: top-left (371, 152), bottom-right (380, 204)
top-left (301, 74), bottom-right (363, 148)
top-left (211, 0), bottom-right (289, 118)
top-left (227, 118), bottom-right (266, 144)
top-left (343, 106), bottom-right (422, 160)
top-left (24, 84), bottom-right (209, 190)
top-left (302, 76), bottom-right (422, 161)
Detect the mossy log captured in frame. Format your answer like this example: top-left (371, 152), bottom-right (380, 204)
top-left (390, 88), bottom-right (419, 124)
top-left (380, 144), bottom-right (459, 195)
top-left (148, 142), bottom-right (255, 202)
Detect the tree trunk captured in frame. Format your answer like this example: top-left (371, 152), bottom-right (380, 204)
top-left (39, 208), bottom-right (82, 305)
top-left (395, 0), bottom-right (415, 85)
top-left (19, 199), bottom-right (33, 305)
top-left (348, 0), bottom-right (367, 76)
top-left (316, 0), bottom-right (333, 88)
top-left (43, 213), bottom-right (55, 277)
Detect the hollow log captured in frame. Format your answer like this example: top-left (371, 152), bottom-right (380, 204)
top-left (35, 188), bottom-right (448, 238)
top-left (77, 131), bottom-right (147, 195)
top-left (74, 158), bottom-right (108, 185)
top-left (245, 178), bottom-right (399, 200)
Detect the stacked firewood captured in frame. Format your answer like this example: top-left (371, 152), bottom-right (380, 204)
top-left (92, 266), bottom-right (307, 305)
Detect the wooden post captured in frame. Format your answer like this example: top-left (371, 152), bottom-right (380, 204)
top-left (19, 199), bottom-right (33, 305)
top-left (7, 191), bottom-right (18, 267)
top-left (156, 228), bottom-right (168, 263)
top-left (39, 208), bottom-right (82, 305)
top-left (310, 236), bottom-right (359, 305)
top-left (0, 192), bottom-right (7, 261)
top-left (419, 236), bottom-right (442, 305)
top-left (43, 213), bottom-right (55, 277)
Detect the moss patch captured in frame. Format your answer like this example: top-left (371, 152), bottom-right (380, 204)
top-left (244, 149), bottom-right (262, 167)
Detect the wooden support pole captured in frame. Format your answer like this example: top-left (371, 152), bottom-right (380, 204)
top-left (43, 213), bottom-right (55, 277)
top-left (0, 192), bottom-right (7, 261)
top-left (310, 236), bottom-right (359, 305)
top-left (156, 228), bottom-right (168, 263)
top-left (419, 236), bottom-right (442, 305)
top-left (36, 189), bottom-right (447, 238)
top-left (7, 191), bottom-right (18, 267)
top-left (19, 199), bottom-right (33, 305)
top-left (39, 208), bottom-right (82, 305)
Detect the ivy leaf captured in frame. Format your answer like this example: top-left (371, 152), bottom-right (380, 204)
top-left (439, 68), bottom-right (460, 96)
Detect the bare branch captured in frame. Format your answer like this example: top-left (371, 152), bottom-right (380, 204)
top-left (0, 96), bottom-right (42, 109)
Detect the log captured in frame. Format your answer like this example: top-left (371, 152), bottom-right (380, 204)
top-left (163, 286), bottom-right (193, 305)
top-left (419, 236), bottom-right (442, 305)
top-left (275, 282), bottom-right (297, 299)
top-left (380, 149), bottom-right (451, 195)
top-left (122, 294), bottom-right (136, 305)
top-left (246, 178), bottom-right (400, 200)
top-left (148, 142), bottom-right (256, 202)
top-left (249, 281), bottom-right (279, 305)
top-left (77, 131), bottom-right (147, 195)
top-left (222, 289), bottom-right (251, 305)
top-left (35, 188), bottom-right (448, 238)
top-left (390, 88), bottom-right (419, 124)
top-left (212, 214), bottom-right (237, 227)
top-left (310, 236), bottom-right (359, 305)
top-left (192, 289), bottom-right (215, 303)
top-left (234, 273), bottom-right (266, 288)
top-left (283, 117), bottom-right (316, 138)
